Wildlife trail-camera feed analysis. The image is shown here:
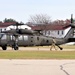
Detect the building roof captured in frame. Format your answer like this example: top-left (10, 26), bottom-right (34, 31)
top-left (0, 22), bottom-right (70, 30)
top-left (30, 23), bottom-right (70, 31)
top-left (0, 22), bottom-right (16, 28)
top-left (0, 22), bottom-right (32, 30)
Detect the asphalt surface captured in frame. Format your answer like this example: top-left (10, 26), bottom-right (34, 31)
top-left (0, 59), bottom-right (75, 75)
top-left (0, 46), bottom-right (75, 51)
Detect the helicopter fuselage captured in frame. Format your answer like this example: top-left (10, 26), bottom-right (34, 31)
top-left (0, 33), bottom-right (67, 48)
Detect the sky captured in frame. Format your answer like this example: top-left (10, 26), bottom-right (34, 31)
top-left (0, 0), bottom-right (75, 23)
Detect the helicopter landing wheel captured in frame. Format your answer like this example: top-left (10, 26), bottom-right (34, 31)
top-left (14, 46), bottom-right (19, 50)
top-left (2, 45), bottom-right (7, 50)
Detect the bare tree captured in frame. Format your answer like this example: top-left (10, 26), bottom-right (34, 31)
top-left (29, 14), bottom-right (51, 25)
top-left (52, 19), bottom-right (70, 25)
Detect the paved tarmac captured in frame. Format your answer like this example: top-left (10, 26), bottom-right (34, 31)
top-left (0, 46), bottom-right (75, 51)
top-left (0, 59), bottom-right (75, 75)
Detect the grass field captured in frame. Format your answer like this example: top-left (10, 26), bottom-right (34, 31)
top-left (0, 51), bottom-right (75, 59)
top-left (0, 45), bottom-right (75, 59)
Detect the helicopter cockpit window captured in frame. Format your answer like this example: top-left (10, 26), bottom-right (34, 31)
top-left (0, 33), bottom-right (4, 39)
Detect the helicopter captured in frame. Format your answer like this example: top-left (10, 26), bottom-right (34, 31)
top-left (0, 14), bottom-right (75, 50)
top-left (0, 22), bottom-right (39, 50)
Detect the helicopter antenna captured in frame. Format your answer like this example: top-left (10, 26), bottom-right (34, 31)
top-left (71, 14), bottom-right (73, 23)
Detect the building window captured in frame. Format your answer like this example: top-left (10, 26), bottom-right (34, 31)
top-left (48, 31), bottom-right (50, 35)
top-left (58, 31), bottom-right (59, 35)
top-left (62, 31), bottom-right (63, 35)
top-left (25, 28), bottom-right (27, 29)
top-left (0, 29), bottom-right (2, 32)
top-left (45, 31), bottom-right (46, 35)
top-left (43, 31), bottom-right (45, 35)
top-left (4, 28), bottom-right (6, 30)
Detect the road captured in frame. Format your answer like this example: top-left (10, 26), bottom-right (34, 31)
top-left (0, 59), bottom-right (75, 75)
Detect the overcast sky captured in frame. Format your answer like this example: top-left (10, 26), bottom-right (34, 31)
top-left (0, 0), bottom-right (75, 22)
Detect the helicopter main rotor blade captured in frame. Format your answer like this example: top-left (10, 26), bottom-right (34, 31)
top-left (1, 29), bottom-right (37, 35)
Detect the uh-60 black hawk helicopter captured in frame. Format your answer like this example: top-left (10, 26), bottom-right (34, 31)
top-left (0, 14), bottom-right (75, 50)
